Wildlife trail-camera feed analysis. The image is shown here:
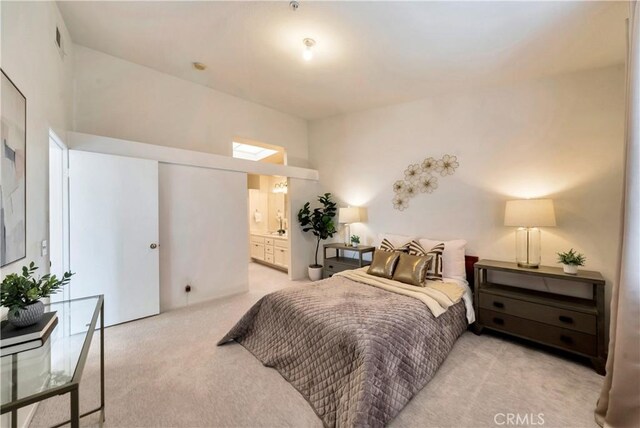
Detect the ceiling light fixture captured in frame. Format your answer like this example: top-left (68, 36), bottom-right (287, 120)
top-left (193, 62), bottom-right (207, 71)
top-left (289, 1), bottom-right (299, 12)
top-left (303, 38), bottom-right (315, 61)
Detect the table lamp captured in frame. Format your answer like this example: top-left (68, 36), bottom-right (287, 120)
top-left (504, 199), bottom-right (556, 268)
top-left (339, 207), bottom-right (361, 246)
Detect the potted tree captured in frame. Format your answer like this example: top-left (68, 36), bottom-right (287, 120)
top-left (297, 193), bottom-right (337, 281)
top-left (557, 249), bottom-right (586, 275)
top-left (1, 262), bottom-right (73, 327)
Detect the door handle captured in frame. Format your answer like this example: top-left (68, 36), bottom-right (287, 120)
top-left (150, 243), bottom-right (159, 249)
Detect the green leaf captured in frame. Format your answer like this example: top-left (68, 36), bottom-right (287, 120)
top-left (1, 262), bottom-right (75, 310)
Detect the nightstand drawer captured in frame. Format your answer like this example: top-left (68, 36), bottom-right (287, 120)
top-left (325, 260), bottom-right (363, 271)
top-left (324, 264), bottom-right (349, 274)
top-left (322, 268), bottom-right (336, 279)
top-left (479, 309), bottom-right (597, 356)
top-left (323, 262), bottom-right (359, 277)
top-left (479, 292), bottom-right (596, 334)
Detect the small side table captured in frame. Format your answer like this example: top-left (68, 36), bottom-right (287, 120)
top-left (323, 243), bottom-right (375, 279)
top-left (1, 295), bottom-right (105, 428)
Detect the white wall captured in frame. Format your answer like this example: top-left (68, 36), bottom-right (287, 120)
top-left (1, 1), bottom-right (73, 275)
top-left (72, 45), bottom-right (310, 167)
top-left (159, 163), bottom-right (248, 311)
top-left (1, 2), bottom-right (74, 426)
top-left (287, 177), bottom-right (321, 280)
top-left (309, 66), bottom-right (626, 324)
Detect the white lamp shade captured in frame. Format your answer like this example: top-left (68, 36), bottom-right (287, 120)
top-left (339, 207), bottom-right (361, 224)
top-left (504, 199), bottom-right (556, 227)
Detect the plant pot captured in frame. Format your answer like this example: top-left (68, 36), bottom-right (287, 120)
top-left (351, 243), bottom-right (358, 248)
top-left (8, 300), bottom-right (45, 328)
top-left (308, 266), bottom-right (323, 281)
top-left (563, 264), bottom-right (579, 275)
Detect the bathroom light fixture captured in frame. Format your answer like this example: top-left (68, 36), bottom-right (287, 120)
top-left (303, 38), bottom-right (315, 61)
top-left (193, 62), bottom-right (207, 71)
top-left (273, 182), bottom-right (288, 194)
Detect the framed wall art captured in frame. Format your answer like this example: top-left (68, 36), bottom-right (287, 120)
top-left (1, 69), bottom-right (27, 267)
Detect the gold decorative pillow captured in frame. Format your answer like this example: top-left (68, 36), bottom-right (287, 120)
top-left (392, 253), bottom-right (433, 287)
top-left (367, 250), bottom-right (401, 279)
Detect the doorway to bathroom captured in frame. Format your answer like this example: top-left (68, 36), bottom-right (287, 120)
top-left (247, 174), bottom-right (289, 274)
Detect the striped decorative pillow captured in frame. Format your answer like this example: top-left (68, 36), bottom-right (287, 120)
top-left (380, 238), bottom-right (410, 253)
top-left (408, 241), bottom-right (444, 281)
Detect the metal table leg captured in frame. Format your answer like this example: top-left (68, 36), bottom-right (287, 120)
top-left (100, 299), bottom-right (105, 422)
top-left (11, 354), bottom-right (17, 428)
top-left (70, 385), bottom-right (79, 428)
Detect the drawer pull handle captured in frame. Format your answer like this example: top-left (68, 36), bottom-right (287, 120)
top-left (559, 315), bottom-right (573, 324)
top-left (560, 335), bottom-right (573, 345)
top-left (492, 317), bottom-right (505, 325)
top-left (492, 301), bottom-right (505, 309)
top-left (328, 265), bottom-right (334, 269)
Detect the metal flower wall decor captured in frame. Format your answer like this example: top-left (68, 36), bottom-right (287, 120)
top-left (392, 154), bottom-right (459, 211)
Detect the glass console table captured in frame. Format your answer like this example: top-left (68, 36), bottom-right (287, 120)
top-left (1, 295), bottom-right (104, 428)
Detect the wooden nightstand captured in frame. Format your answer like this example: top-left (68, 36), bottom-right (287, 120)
top-left (323, 243), bottom-right (375, 279)
top-left (473, 259), bottom-right (606, 374)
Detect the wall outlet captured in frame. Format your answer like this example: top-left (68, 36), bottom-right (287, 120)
top-left (41, 240), bottom-right (48, 256)
top-left (185, 285), bottom-right (191, 293)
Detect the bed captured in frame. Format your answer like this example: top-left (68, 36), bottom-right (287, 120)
top-left (218, 253), bottom-right (478, 427)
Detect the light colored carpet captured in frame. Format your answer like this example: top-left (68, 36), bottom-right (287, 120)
top-left (31, 263), bottom-right (603, 427)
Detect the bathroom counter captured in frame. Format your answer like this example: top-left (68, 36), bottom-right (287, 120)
top-left (250, 231), bottom-right (288, 240)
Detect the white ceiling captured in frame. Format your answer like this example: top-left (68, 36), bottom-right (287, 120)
top-left (57, 1), bottom-right (627, 120)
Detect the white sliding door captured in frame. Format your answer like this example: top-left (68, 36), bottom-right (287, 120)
top-left (69, 150), bottom-right (160, 326)
top-left (159, 163), bottom-right (248, 311)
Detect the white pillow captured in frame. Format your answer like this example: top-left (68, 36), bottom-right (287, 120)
top-left (376, 233), bottom-right (416, 249)
top-left (418, 238), bottom-right (467, 280)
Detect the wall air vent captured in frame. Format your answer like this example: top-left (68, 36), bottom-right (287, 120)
top-left (55, 26), bottom-right (66, 59)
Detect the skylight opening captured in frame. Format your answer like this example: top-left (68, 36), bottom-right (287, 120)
top-left (233, 142), bottom-right (278, 161)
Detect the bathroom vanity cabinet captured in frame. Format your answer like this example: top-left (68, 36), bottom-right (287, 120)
top-left (250, 233), bottom-right (289, 271)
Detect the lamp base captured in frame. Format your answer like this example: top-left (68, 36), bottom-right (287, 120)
top-left (515, 227), bottom-right (541, 269)
top-left (517, 262), bottom-right (540, 269)
top-left (344, 224), bottom-right (351, 246)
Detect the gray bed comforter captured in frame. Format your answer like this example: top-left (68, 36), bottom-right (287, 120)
top-left (217, 275), bottom-right (468, 427)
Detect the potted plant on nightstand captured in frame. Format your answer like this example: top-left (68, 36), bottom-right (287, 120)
top-left (557, 249), bottom-right (586, 275)
top-left (350, 235), bottom-right (360, 248)
top-left (297, 193), bottom-right (337, 281)
top-left (1, 262), bottom-right (74, 327)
